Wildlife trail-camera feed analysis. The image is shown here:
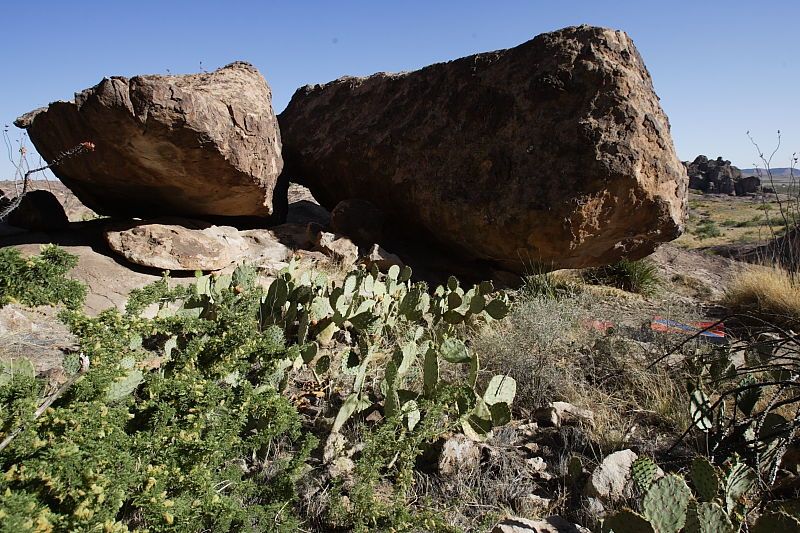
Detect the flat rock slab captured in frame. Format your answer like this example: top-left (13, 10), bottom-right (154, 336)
top-left (280, 25), bottom-right (687, 272)
top-left (15, 62), bottom-right (283, 219)
top-left (104, 218), bottom-right (292, 271)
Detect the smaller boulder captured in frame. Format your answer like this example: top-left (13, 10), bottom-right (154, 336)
top-left (585, 449), bottom-right (644, 502)
top-left (313, 230), bottom-right (360, 266)
top-left (330, 199), bottom-right (385, 245)
top-left (361, 244), bottom-right (404, 272)
top-left (4, 190), bottom-right (69, 231)
top-left (105, 218), bottom-right (248, 271)
top-left (104, 218), bottom-right (291, 271)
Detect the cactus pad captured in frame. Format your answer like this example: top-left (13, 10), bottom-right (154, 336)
top-left (691, 456), bottom-right (720, 502)
top-left (685, 502), bottom-right (734, 533)
top-left (603, 509), bottom-right (655, 533)
top-left (631, 456), bottom-right (659, 491)
top-left (642, 474), bottom-right (691, 533)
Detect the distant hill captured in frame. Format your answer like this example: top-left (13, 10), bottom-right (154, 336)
top-left (740, 167), bottom-right (797, 179)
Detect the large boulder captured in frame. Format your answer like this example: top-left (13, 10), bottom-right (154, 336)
top-left (15, 62), bottom-right (284, 219)
top-left (279, 25), bottom-right (687, 272)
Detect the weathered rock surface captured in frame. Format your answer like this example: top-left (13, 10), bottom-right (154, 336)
top-left (15, 62), bottom-right (283, 219)
top-left (280, 25), bottom-right (687, 272)
top-left (104, 218), bottom-right (291, 271)
top-left (4, 190), bottom-right (70, 231)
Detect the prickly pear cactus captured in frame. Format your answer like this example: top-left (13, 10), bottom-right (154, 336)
top-left (631, 456), bottom-right (659, 491)
top-left (423, 347), bottom-right (439, 397)
top-left (483, 375), bottom-right (516, 406)
top-left (603, 509), bottom-right (655, 533)
top-left (691, 456), bottom-right (720, 502)
top-left (724, 462), bottom-right (757, 514)
top-left (685, 501), bottom-right (735, 533)
top-left (642, 474), bottom-right (691, 533)
top-left (106, 369), bottom-right (144, 402)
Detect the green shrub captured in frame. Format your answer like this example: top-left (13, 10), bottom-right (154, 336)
top-left (0, 260), bottom-right (515, 531)
top-left (0, 245), bottom-right (86, 309)
top-left (0, 268), bottom-right (313, 531)
top-left (583, 258), bottom-right (660, 296)
top-left (693, 219), bottom-right (722, 239)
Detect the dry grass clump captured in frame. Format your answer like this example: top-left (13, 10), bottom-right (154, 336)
top-left (722, 265), bottom-right (800, 329)
top-left (472, 288), bottom-right (691, 451)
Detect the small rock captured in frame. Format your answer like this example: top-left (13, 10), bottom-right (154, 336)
top-left (5, 190), bottom-right (69, 231)
top-left (360, 244), bottom-right (404, 272)
top-left (535, 402), bottom-right (595, 428)
top-left (330, 199), bottom-right (385, 245)
top-left (585, 497), bottom-right (605, 517)
top-left (314, 231), bottom-right (360, 265)
top-left (534, 407), bottom-right (561, 428)
top-left (527, 456), bottom-right (548, 473)
top-left (491, 515), bottom-right (590, 533)
top-left (438, 434), bottom-right (481, 476)
top-left (365, 410), bottom-right (384, 424)
top-left (516, 421), bottom-right (539, 437)
top-left (517, 494), bottom-right (553, 516)
top-left (323, 433), bottom-right (348, 464)
top-left (551, 402), bottom-right (595, 426)
top-left (585, 449), bottom-right (638, 502)
top-left (522, 442), bottom-right (540, 454)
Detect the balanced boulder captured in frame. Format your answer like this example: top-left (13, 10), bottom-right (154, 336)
top-left (280, 25), bottom-right (687, 272)
top-left (15, 62), bottom-right (283, 219)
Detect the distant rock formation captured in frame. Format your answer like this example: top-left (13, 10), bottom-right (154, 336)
top-left (684, 155), bottom-right (760, 195)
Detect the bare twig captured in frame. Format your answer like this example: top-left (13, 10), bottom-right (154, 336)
top-left (0, 141), bottom-right (95, 221)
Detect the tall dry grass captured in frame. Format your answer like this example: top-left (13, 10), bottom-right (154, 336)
top-left (722, 265), bottom-right (800, 329)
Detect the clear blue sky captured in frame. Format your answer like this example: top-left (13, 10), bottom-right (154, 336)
top-left (2, 0), bottom-right (798, 182)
